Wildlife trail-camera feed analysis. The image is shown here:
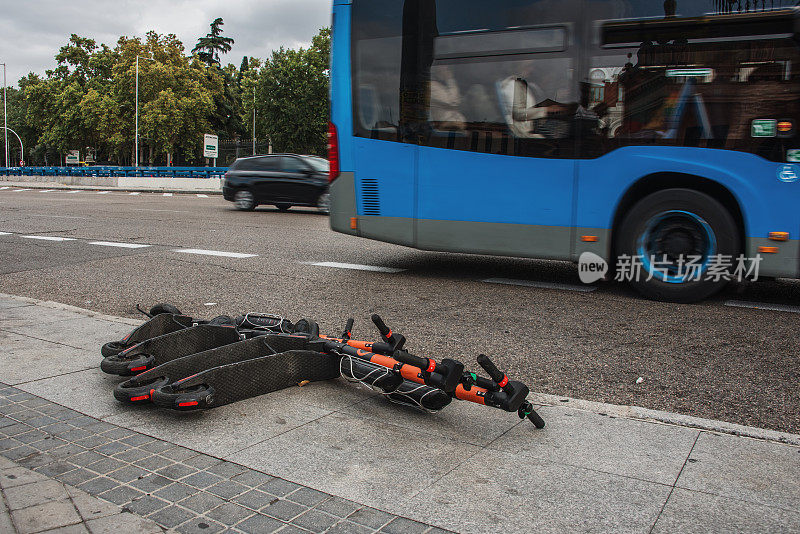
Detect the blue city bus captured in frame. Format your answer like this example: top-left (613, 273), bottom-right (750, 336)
top-left (327, 0), bottom-right (800, 302)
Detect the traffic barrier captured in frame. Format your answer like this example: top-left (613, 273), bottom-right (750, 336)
top-left (0, 166), bottom-right (227, 179)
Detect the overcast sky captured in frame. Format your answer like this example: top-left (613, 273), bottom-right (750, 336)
top-left (0, 0), bottom-right (332, 86)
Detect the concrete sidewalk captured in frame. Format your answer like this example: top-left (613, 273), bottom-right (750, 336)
top-left (0, 293), bottom-right (798, 533)
top-left (0, 176), bottom-right (222, 194)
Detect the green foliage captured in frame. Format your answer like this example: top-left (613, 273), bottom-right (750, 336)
top-left (5, 23), bottom-right (331, 166)
top-left (255, 27), bottom-right (331, 156)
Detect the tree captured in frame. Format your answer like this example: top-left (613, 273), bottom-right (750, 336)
top-left (255, 27), bottom-right (330, 155)
top-left (192, 18), bottom-right (234, 67)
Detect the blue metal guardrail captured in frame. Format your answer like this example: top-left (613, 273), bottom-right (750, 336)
top-left (0, 166), bottom-right (228, 179)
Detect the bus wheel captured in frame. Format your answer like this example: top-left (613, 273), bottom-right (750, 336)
top-left (615, 188), bottom-right (739, 303)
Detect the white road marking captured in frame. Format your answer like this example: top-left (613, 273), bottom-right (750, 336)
top-left (30, 214), bottom-right (91, 220)
top-left (21, 235), bottom-right (76, 242)
top-left (308, 261), bottom-right (406, 273)
top-left (67, 190), bottom-right (82, 193)
top-left (38, 190), bottom-right (55, 193)
top-left (134, 208), bottom-right (190, 213)
top-left (0, 232), bottom-right (11, 235)
top-left (96, 191), bottom-right (111, 194)
top-left (89, 241), bottom-right (151, 249)
top-left (129, 192), bottom-right (141, 196)
top-left (483, 277), bottom-right (597, 293)
top-left (0, 186), bottom-right (9, 190)
top-left (163, 193), bottom-right (173, 197)
top-left (724, 300), bottom-right (800, 314)
top-left (172, 248), bottom-right (258, 259)
top-left (13, 189), bottom-right (31, 192)
top-left (197, 194), bottom-right (209, 198)
top-left (204, 302), bottom-right (217, 306)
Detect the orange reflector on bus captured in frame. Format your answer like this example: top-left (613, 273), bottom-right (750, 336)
top-left (758, 246), bottom-right (779, 254)
top-left (769, 231), bottom-right (789, 241)
top-left (350, 217), bottom-right (358, 230)
top-left (581, 236), bottom-right (599, 242)
top-left (778, 121), bottom-right (793, 132)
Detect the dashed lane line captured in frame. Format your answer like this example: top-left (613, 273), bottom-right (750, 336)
top-left (38, 189), bottom-right (56, 193)
top-left (172, 248), bottom-right (258, 259)
top-left (96, 191), bottom-right (111, 194)
top-left (88, 241), bottom-right (152, 249)
top-left (129, 192), bottom-right (141, 195)
top-left (724, 300), bottom-right (800, 314)
top-left (163, 193), bottom-right (173, 197)
top-left (21, 235), bottom-right (77, 242)
top-left (307, 261), bottom-right (406, 273)
top-left (13, 189), bottom-right (31, 192)
top-left (483, 277), bottom-right (597, 293)
top-left (197, 194), bottom-right (209, 198)
top-left (0, 186), bottom-right (9, 190)
top-left (0, 232), bottom-right (11, 235)
top-left (67, 190), bottom-right (82, 193)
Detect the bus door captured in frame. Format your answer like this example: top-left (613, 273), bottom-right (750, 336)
top-left (413, 0), bottom-right (581, 259)
top-left (350, 0), bottom-right (419, 246)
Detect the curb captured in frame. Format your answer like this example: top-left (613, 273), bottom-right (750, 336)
top-left (0, 181), bottom-right (222, 195)
top-left (2, 292), bottom-right (798, 447)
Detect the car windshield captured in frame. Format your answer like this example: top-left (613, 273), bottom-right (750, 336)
top-left (306, 157), bottom-right (329, 173)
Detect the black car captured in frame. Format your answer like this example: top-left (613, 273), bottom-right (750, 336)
top-left (222, 154), bottom-right (330, 213)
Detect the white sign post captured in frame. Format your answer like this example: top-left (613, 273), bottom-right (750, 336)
top-left (65, 150), bottom-right (80, 165)
top-left (203, 134), bottom-right (219, 166)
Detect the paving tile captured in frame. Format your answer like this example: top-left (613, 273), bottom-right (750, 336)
top-left (1, 465), bottom-right (49, 488)
top-left (286, 487), bottom-right (328, 507)
top-left (4, 478), bottom-right (70, 510)
top-left (107, 465), bottom-right (148, 483)
top-left (36, 523), bottom-right (90, 533)
top-left (258, 478), bottom-right (300, 497)
top-left (291, 508), bottom-right (338, 531)
top-left (95, 441), bottom-right (131, 456)
top-left (183, 470), bottom-right (226, 489)
top-left (18, 451), bottom-right (60, 470)
top-left (84, 511), bottom-right (164, 534)
top-left (48, 443), bottom-right (85, 460)
top-left (207, 461), bottom-right (247, 479)
top-left (325, 519), bottom-right (373, 534)
top-left (11, 499), bottom-right (82, 534)
top-left (346, 507), bottom-right (394, 530)
top-left (274, 525), bottom-right (309, 534)
top-left (230, 470), bottom-right (274, 488)
top-left (4, 444), bottom-right (39, 460)
top-left (314, 497), bottom-right (361, 518)
top-left (230, 413), bottom-right (481, 509)
top-left (138, 440), bottom-right (174, 454)
top-left (175, 516), bottom-right (226, 534)
top-left (652, 487), bottom-right (800, 533)
top-left (178, 491), bottom-right (226, 513)
top-left (113, 448), bottom-right (152, 463)
top-left (155, 462), bottom-right (196, 481)
top-left (153, 482), bottom-right (198, 502)
top-left (182, 454), bottom-right (222, 470)
top-left (206, 480), bottom-right (249, 499)
top-left (14, 430), bottom-right (49, 444)
top-left (98, 484), bottom-right (146, 505)
top-left (101, 428), bottom-right (136, 441)
top-left (232, 489), bottom-right (276, 511)
top-left (68, 451), bottom-right (105, 467)
top-left (261, 498), bottom-right (307, 521)
top-left (206, 502), bottom-right (254, 524)
top-left (676, 432), bottom-right (800, 512)
top-left (134, 454), bottom-right (174, 471)
top-left (35, 461), bottom-right (77, 478)
top-left (17, 369), bottom-right (128, 420)
top-left (379, 517), bottom-right (429, 534)
top-left (390, 448), bottom-right (672, 534)
top-left (130, 474), bottom-right (173, 493)
top-left (56, 468), bottom-right (97, 487)
top-left (159, 446), bottom-right (198, 462)
top-left (86, 457), bottom-right (126, 475)
top-left (123, 495), bottom-right (169, 516)
top-left (234, 513), bottom-right (284, 534)
top-left (76, 476), bottom-right (119, 496)
top-left (489, 406), bottom-right (699, 485)
top-left (121, 434), bottom-right (156, 447)
top-left (146, 504), bottom-right (197, 528)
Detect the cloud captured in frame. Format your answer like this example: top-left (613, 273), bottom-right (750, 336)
top-left (0, 0), bottom-right (331, 86)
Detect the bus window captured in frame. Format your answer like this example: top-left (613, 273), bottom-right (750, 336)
top-left (581, 0), bottom-right (800, 161)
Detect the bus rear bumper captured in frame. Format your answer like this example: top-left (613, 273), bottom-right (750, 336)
top-left (329, 171), bottom-right (359, 236)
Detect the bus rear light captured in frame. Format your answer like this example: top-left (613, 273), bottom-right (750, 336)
top-left (758, 246), bottom-right (779, 254)
top-left (350, 217), bottom-right (358, 230)
top-left (581, 236), bottom-right (599, 242)
top-left (769, 231), bottom-right (789, 241)
top-left (328, 122), bottom-right (340, 183)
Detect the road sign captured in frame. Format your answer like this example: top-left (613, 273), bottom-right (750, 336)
top-left (65, 150), bottom-right (80, 165)
top-left (203, 134), bottom-right (219, 158)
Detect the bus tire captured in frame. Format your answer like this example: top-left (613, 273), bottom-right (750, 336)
top-left (615, 188), bottom-right (739, 303)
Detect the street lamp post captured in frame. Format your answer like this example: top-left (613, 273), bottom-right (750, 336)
top-left (1, 63), bottom-right (8, 168)
top-left (135, 55), bottom-right (154, 168)
top-left (1, 127), bottom-right (24, 166)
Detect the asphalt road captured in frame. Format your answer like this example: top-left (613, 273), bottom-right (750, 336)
top-left (0, 187), bottom-right (798, 433)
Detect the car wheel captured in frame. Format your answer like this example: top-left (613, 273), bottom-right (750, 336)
top-left (275, 203), bottom-right (291, 212)
top-left (317, 192), bottom-right (330, 214)
top-left (234, 190), bottom-right (256, 211)
top-left (615, 188), bottom-right (739, 303)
